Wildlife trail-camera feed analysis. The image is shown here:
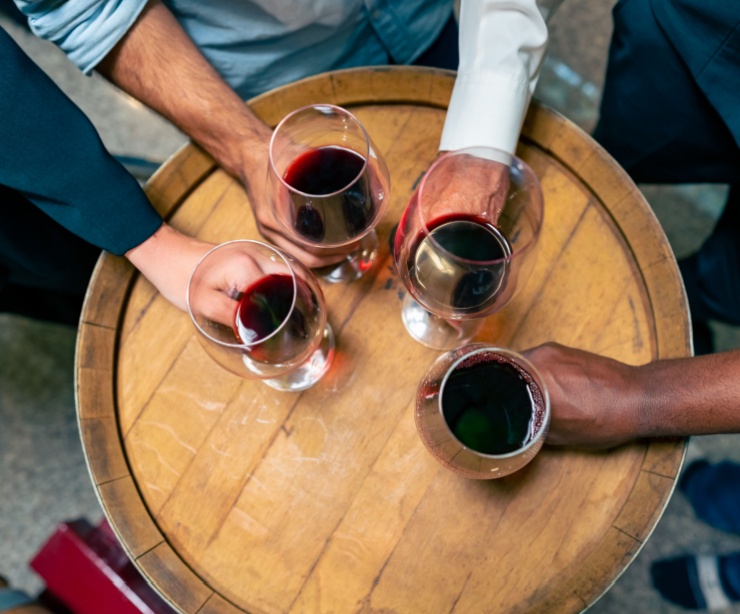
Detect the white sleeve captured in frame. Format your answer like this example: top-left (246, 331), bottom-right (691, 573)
top-left (439, 0), bottom-right (548, 155)
top-left (13, 0), bottom-right (149, 74)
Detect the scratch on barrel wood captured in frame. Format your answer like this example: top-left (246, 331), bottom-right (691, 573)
top-left (134, 441), bottom-right (183, 478)
top-left (138, 420), bottom-right (197, 454)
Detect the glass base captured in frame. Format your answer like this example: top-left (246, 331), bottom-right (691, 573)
top-left (315, 230), bottom-right (379, 284)
top-left (401, 293), bottom-right (484, 351)
top-left (263, 324), bottom-right (336, 391)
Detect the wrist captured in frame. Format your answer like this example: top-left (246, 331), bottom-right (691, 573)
top-left (124, 224), bottom-right (215, 312)
top-left (196, 103), bottom-right (272, 183)
top-left (125, 222), bottom-right (171, 266)
top-left (623, 365), bottom-right (653, 439)
top-left (599, 361), bottom-right (647, 445)
top-left (627, 362), bottom-right (665, 440)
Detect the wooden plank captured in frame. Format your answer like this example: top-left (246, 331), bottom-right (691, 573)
top-left (76, 324), bottom-right (116, 421)
top-left (642, 438), bottom-right (686, 478)
top-left (124, 337), bottom-right (244, 514)
top-left (613, 470), bottom-right (675, 542)
top-left (290, 406), bottom-right (439, 613)
top-left (364, 446), bottom-right (643, 613)
top-left (250, 73), bottom-right (337, 128)
top-left (76, 323), bottom-right (116, 371)
top-left (76, 366), bottom-right (115, 421)
top-left (525, 527), bottom-right (641, 613)
top-left (521, 102), bottom-right (569, 152)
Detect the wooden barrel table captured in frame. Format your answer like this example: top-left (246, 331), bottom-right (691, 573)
top-left (76, 66), bottom-right (690, 614)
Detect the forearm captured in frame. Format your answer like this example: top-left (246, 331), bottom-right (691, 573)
top-left (633, 350), bottom-right (740, 438)
top-left (96, 0), bottom-right (270, 181)
top-left (96, 0), bottom-right (345, 268)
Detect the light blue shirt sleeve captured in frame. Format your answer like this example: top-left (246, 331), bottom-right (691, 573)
top-left (11, 0), bottom-right (453, 100)
top-left (13, 0), bottom-right (149, 74)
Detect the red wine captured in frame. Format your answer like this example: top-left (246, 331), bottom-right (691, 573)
top-left (234, 273), bottom-right (319, 363)
top-left (442, 351), bottom-right (546, 455)
top-left (408, 213), bottom-right (511, 312)
top-left (283, 146), bottom-right (375, 243)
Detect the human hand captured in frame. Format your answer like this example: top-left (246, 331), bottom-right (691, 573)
top-left (522, 343), bottom-right (642, 449)
top-left (237, 131), bottom-right (362, 270)
top-left (186, 241), bottom-right (295, 330)
top-left (98, 0), bottom-right (355, 272)
top-left (419, 151), bottom-right (511, 225)
top-left (127, 224), bottom-right (292, 330)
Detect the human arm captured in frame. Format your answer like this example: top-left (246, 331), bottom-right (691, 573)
top-left (95, 1), bottom-right (349, 267)
top-left (14, 0), bottom-right (349, 266)
top-left (0, 26), bottom-right (215, 311)
top-left (423, 0), bottom-right (548, 216)
top-left (13, 0), bottom-right (264, 185)
top-left (523, 343), bottom-right (740, 449)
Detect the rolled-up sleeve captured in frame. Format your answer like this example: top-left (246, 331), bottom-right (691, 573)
top-left (13, 0), bottom-right (149, 74)
top-left (440, 0), bottom-right (548, 155)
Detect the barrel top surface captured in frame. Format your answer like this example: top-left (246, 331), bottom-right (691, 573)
top-left (76, 67), bottom-right (690, 614)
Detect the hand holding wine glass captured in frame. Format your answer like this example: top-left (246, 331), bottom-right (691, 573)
top-left (267, 104), bottom-right (391, 282)
top-left (393, 147), bottom-right (544, 350)
top-left (236, 130), bottom-right (363, 270)
top-left (187, 240), bottom-right (334, 391)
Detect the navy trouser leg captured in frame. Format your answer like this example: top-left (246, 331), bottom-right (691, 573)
top-left (681, 460), bottom-right (740, 534)
top-left (593, 0), bottom-right (740, 327)
top-left (725, 554), bottom-right (740, 600)
top-left (681, 186), bottom-right (740, 325)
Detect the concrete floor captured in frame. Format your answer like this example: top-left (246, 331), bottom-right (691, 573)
top-left (2, 1), bottom-right (740, 612)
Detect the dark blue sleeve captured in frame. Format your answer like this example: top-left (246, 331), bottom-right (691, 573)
top-left (0, 26), bottom-right (163, 256)
top-left (651, 0), bottom-right (740, 149)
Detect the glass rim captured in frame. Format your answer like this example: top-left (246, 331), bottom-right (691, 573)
top-left (416, 146), bottom-right (544, 266)
top-left (437, 345), bottom-right (551, 459)
top-left (269, 103), bottom-right (371, 199)
top-left (186, 239), bottom-right (299, 350)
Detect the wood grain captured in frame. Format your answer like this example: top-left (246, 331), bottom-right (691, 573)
top-left (76, 67), bottom-right (689, 613)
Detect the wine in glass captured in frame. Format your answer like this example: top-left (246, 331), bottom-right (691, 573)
top-left (394, 146), bottom-right (544, 350)
top-left (416, 343), bottom-right (550, 479)
top-left (268, 104), bottom-right (391, 282)
top-left (187, 240), bottom-right (334, 391)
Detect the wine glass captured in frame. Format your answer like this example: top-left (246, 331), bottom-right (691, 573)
top-left (393, 146), bottom-right (544, 350)
top-left (415, 343), bottom-right (550, 479)
top-left (267, 104), bottom-right (391, 283)
top-left (187, 240), bottom-right (334, 391)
